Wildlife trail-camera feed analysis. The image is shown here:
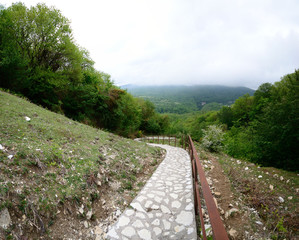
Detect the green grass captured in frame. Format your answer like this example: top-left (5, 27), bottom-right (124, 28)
top-left (0, 90), bottom-right (163, 237)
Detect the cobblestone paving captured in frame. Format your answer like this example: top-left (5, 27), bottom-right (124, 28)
top-left (106, 144), bottom-right (197, 240)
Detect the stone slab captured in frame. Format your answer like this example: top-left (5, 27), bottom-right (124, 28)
top-left (106, 144), bottom-right (197, 240)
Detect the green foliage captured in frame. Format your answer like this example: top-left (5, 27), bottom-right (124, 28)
top-left (217, 106), bottom-right (234, 128)
top-left (165, 70), bottom-right (298, 171)
top-left (125, 85), bottom-right (254, 114)
top-left (0, 2), bottom-right (169, 137)
top-left (221, 70), bottom-right (299, 171)
top-left (250, 71), bottom-right (299, 170)
top-left (223, 126), bottom-right (259, 161)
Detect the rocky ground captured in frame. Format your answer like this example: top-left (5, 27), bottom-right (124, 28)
top-left (196, 146), bottom-right (298, 240)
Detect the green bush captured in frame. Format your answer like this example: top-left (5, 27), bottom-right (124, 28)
top-left (201, 125), bottom-right (224, 152)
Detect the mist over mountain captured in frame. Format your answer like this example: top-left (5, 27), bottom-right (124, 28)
top-left (121, 85), bottom-right (255, 114)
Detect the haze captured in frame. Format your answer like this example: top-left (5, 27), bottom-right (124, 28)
top-left (2, 0), bottom-right (299, 89)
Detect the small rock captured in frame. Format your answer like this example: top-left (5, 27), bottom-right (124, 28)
top-left (213, 197), bottom-right (218, 208)
top-left (225, 208), bottom-right (239, 219)
top-left (288, 196), bottom-right (293, 200)
top-left (0, 208), bottom-right (11, 229)
top-left (83, 220), bottom-right (89, 228)
top-left (228, 228), bottom-right (237, 238)
top-left (25, 116), bottom-right (31, 121)
top-left (278, 197), bottom-right (284, 203)
top-left (0, 144), bottom-right (4, 150)
top-left (245, 167), bottom-right (248, 170)
top-left (7, 155), bottom-right (13, 159)
top-left (96, 180), bottom-right (101, 186)
top-left (86, 210), bottom-right (92, 220)
top-left (219, 207), bottom-right (225, 215)
top-left (115, 209), bottom-right (121, 217)
top-left (269, 185), bottom-right (274, 191)
top-left (258, 175), bottom-right (262, 178)
top-left (214, 192), bottom-right (221, 197)
top-left (94, 226), bottom-right (103, 235)
top-left (280, 176), bottom-right (284, 181)
top-left (256, 221), bottom-right (263, 225)
top-left (236, 160), bottom-right (241, 164)
top-left (79, 205), bottom-right (84, 214)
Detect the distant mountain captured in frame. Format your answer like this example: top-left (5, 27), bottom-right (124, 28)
top-left (122, 85), bottom-right (255, 114)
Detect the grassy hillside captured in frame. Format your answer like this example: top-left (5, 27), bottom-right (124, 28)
top-left (0, 90), bottom-right (164, 239)
top-left (123, 85), bottom-right (255, 114)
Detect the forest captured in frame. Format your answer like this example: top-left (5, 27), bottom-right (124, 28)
top-left (124, 85), bottom-right (255, 114)
top-left (165, 71), bottom-right (299, 171)
top-left (0, 2), bottom-right (298, 171)
top-left (0, 3), bottom-right (168, 137)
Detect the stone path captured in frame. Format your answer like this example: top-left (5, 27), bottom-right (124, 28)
top-left (106, 144), bottom-right (197, 240)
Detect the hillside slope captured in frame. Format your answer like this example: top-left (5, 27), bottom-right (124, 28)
top-left (0, 91), bottom-right (164, 239)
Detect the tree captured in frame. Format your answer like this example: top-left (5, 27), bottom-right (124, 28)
top-left (218, 106), bottom-right (234, 128)
top-left (252, 70), bottom-right (299, 170)
top-left (231, 93), bottom-right (254, 126)
top-left (0, 3), bottom-right (92, 101)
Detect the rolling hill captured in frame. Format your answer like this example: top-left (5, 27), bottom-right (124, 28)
top-left (122, 85), bottom-right (255, 114)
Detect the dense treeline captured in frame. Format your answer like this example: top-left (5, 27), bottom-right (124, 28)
top-left (167, 71), bottom-right (299, 171)
top-left (125, 85), bottom-right (255, 114)
top-left (0, 3), bottom-right (168, 136)
top-left (0, 3), bottom-right (297, 171)
top-left (222, 71), bottom-right (299, 171)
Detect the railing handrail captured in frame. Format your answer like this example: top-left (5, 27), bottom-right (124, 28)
top-left (137, 135), bottom-right (228, 239)
top-left (188, 135), bottom-right (228, 240)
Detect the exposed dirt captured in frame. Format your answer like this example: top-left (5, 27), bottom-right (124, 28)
top-left (199, 152), bottom-right (269, 239)
top-left (0, 146), bottom-right (166, 240)
top-left (48, 151), bottom-right (166, 240)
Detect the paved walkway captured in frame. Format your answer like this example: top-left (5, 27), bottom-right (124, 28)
top-left (106, 144), bottom-right (197, 240)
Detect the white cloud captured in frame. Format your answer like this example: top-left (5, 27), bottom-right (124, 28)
top-left (2, 0), bottom-right (299, 88)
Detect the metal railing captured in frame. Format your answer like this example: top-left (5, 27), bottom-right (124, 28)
top-left (187, 135), bottom-right (228, 240)
top-left (136, 135), bottom-right (188, 149)
top-left (138, 135), bottom-right (228, 240)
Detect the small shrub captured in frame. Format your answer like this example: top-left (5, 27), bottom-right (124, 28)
top-left (201, 125), bottom-right (224, 152)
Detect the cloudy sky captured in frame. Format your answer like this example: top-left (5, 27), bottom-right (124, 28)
top-left (2, 0), bottom-right (299, 88)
